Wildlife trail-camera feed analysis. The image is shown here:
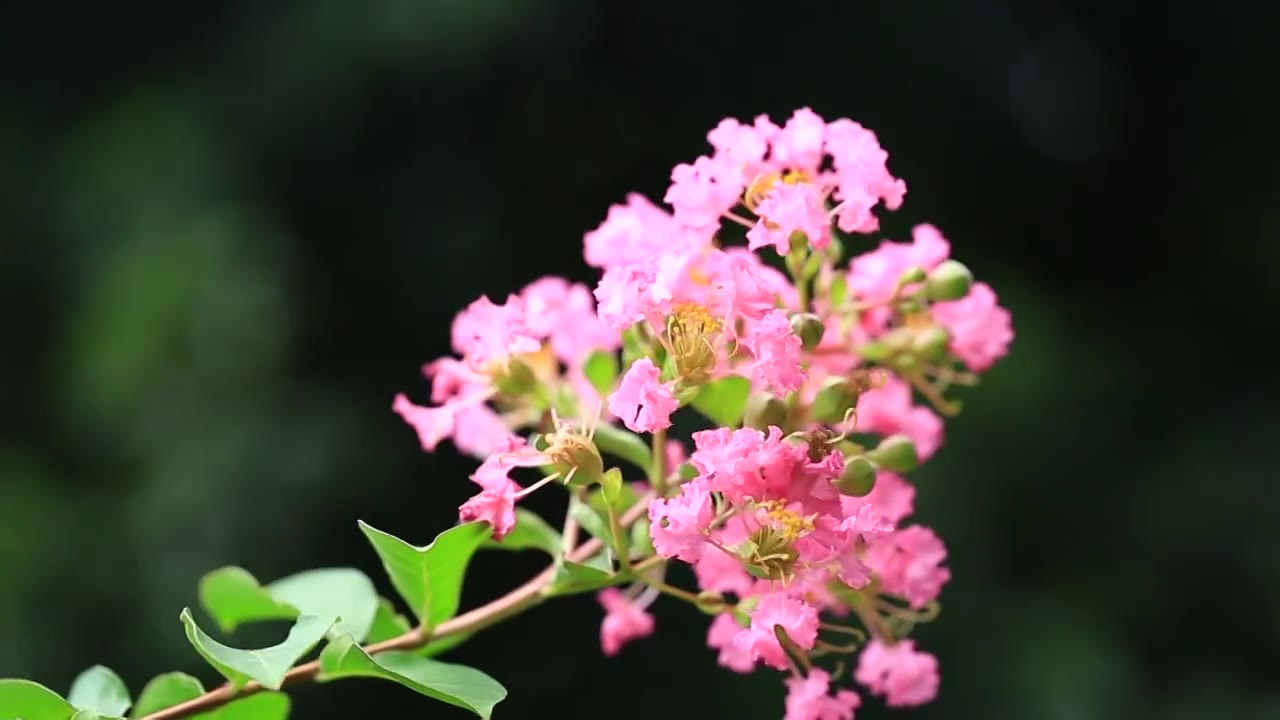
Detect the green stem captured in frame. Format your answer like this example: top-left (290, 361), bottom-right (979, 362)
top-left (650, 427), bottom-right (667, 495)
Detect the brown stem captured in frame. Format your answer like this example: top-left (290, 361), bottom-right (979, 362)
top-left (142, 496), bottom-right (654, 720)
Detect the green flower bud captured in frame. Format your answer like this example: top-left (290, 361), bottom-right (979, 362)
top-left (926, 260), bottom-right (973, 301)
top-left (866, 434), bottom-right (918, 473)
top-left (912, 325), bottom-right (951, 363)
top-left (546, 433), bottom-right (604, 487)
top-left (811, 377), bottom-right (856, 424)
top-left (493, 356), bottom-right (538, 397)
top-left (834, 456), bottom-right (877, 496)
top-left (788, 230), bottom-right (810, 254)
top-left (790, 312), bottom-right (825, 351)
top-left (744, 391), bottom-right (789, 431)
top-left (899, 265), bottom-right (928, 286)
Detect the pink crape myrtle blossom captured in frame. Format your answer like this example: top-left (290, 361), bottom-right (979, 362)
top-left (608, 358), bottom-right (678, 432)
top-left (597, 588), bottom-right (656, 656)
top-left (855, 639), bottom-right (941, 708)
top-left (847, 224), bottom-right (950, 306)
top-left (707, 612), bottom-right (756, 673)
top-left (384, 106), bottom-right (1015, 720)
top-left (747, 182), bottom-right (832, 255)
top-left (930, 281), bottom-right (1014, 372)
top-left (735, 593), bottom-right (821, 671)
top-left (863, 525), bottom-right (951, 609)
top-left (450, 294), bottom-right (541, 371)
top-left (742, 309), bottom-right (808, 394)
top-left (854, 377), bottom-right (944, 462)
top-left (784, 669), bottom-right (861, 720)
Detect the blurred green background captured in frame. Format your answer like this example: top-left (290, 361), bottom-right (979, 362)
top-left (3, 1), bottom-right (1277, 718)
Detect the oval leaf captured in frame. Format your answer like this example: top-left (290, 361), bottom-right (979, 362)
top-left (357, 521), bottom-right (488, 628)
top-left (0, 679), bottom-right (75, 720)
top-left (179, 608), bottom-right (335, 690)
top-left (364, 598), bottom-right (412, 644)
top-left (198, 567), bottom-right (296, 633)
top-left (590, 423), bottom-right (652, 473)
top-left (692, 375), bottom-right (751, 427)
top-left (267, 568), bottom-right (378, 642)
top-left (582, 350), bottom-right (619, 397)
top-left (130, 673), bottom-right (202, 717)
top-left (542, 560), bottom-right (628, 597)
top-left (68, 666), bottom-right (130, 718)
top-left (318, 635), bottom-right (505, 720)
top-left (480, 508), bottom-right (561, 556)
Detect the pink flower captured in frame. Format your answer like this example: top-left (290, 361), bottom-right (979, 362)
top-left (690, 426), bottom-right (840, 506)
top-left (855, 639), bottom-right (940, 708)
top-left (784, 669), bottom-right (861, 720)
top-left (450, 294), bottom-right (541, 370)
top-left (693, 540), bottom-right (754, 598)
top-left (742, 309), bottom-right (808, 393)
top-left (707, 117), bottom-right (772, 175)
top-left (864, 525), bottom-right (951, 609)
top-left (422, 357), bottom-right (488, 404)
top-left (452, 405), bottom-right (512, 458)
top-left (706, 612), bottom-right (755, 673)
top-left (664, 439), bottom-right (687, 477)
top-left (607, 358), bottom-right (677, 433)
top-left (583, 194), bottom-right (707, 270)
top-left (854, 378), bottom-right (943, 462)
top-left (593, 263), bottom-right (657, 331)
top-left (519, 276), bottom-right (617, 366)
top-left (457, 478), bottom-right (520, 540)
top-left (929, 282), bottom-right (1014, 372)
top-left (664, 154), bottom-right (747, 230)
top-left (597, 588), bottom-right (655, 657)
top-left (858, 471), bottom-right (916, 525)
top-left (648, 477), bottom-right (715, 562)
top-left (770, 107), bottom-right (827, 172)
top-left (746, 182), bottom-right (832, 254)
top-left (847, 224), bottom-right (951, 305)
top-left (825, 119), bottom-right (906, 234)
top-left (734, 593), bottom-right (820, 671)
top-left (392, 393), bottom-right (457, 453)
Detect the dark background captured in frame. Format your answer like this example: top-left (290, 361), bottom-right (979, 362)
top-left (3, 1), bottom-right (1277, 718)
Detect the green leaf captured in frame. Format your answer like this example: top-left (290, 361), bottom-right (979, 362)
top-left (480, 508), bottom-right (561, 556)
top-left (582, 350), bottom-right (619, 397)
top-left (68, 666), bottom-right (130, 718)
top-left (357, 521), bottom-right (489, 628)
top-left (590, 423), bottom-right (652, 473)
top-left (267, 568), bottom-right (378, 642)
top-left (630, 516), bottom-right (654, 558)
top-left (568, 497), bottom-right (610, 546)
top-left (318, 634), bottom-right (506, 720)
top-left (691, 375), bottom-right (751, 427)
top-left (199, 567), bottom-right (378, 642)
top-left (130, 673), bottom-right (202, 717)
top-left (600, 467), bottom-right (624, 507)
top-left (179, 608), bottom-right (335, 690)
top-left (365, 598), bottom-right (412, 644)
top-left (678, 462), bottom-right (699, 480)
top-left (207, 693), bottom-right (289, 719)
top-left (198, 567), bottom-right (296, 633)
top-left (542, 560), bottom-right (628, 597)
top-left (0, 679), bottom-right (75, 720)
top-left (586, 481), bottom-right (641, 517)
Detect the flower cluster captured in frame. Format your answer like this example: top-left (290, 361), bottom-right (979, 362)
top-left (395, 107), bottom-right (1013, 719)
